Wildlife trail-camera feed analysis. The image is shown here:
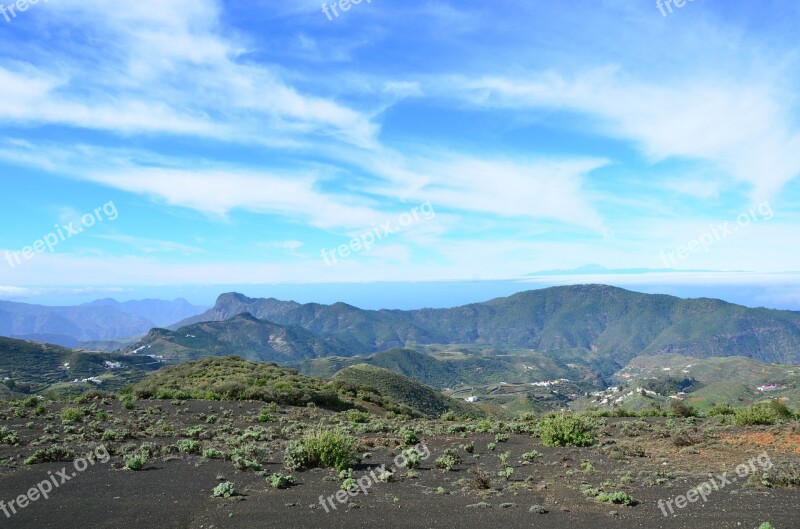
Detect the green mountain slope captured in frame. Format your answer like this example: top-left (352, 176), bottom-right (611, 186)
top-left (0, 336), bottom-right (160, 395)
top-left (131, 313), bottom-right (362, 363)
top-left (169, 285), bottom-right (800, 375)
top-left (333, 364), bottom-right (482, 418)
top-left (296, 347), bottom-right (604, 389)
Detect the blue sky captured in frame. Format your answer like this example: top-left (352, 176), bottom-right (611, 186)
top-left (1, 0), bottom-right (799, 308)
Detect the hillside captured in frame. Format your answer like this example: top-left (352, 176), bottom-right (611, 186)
top-left (130, 356), bottom-right (421, 416)
top-left (296, 346), bottom-right (604, 390)
top-left (129, 313), bottom-right (362, 363)
top-left (0, 336), bottom-right (160, 395)
top-left (170, 285), bottom-right (800, 375)
top-left (333, 364), bottom-right (482, 418)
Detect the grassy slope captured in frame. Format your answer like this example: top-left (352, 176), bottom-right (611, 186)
top-left (333, 364), bottom-right (482, 418)
top-left (0, 336), bottom-right (160, 395)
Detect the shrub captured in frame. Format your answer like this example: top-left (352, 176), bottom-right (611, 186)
top-left (734, 404), bottom-right (780, 426)
top-left (401, 429), bottom-right (418, 445)
top-left (346, 409), bottom-right (371, 424)
top-left (125, 453), bottom-right (148, 471)
top-left (596, 491), bottom-right (637, 505)
top-left (284, 428), bottom-right (356, 472)
top-left (268, 473), bottom-right (297, 489)
top-left (400, 447), bottom-right (422, 469)
top-left (435, 449), bottom-right (462, 471)
top-left (202, 447), bottom-right (222, 459)
top-left (61, 407), bottom-right (85, 423)
top-left (212, 481), bottom-right (237, 498)
top-left (539, 412), bottom-right (596, 447)
top-left (177, 439), bottom-right (202, 454)
top-left (257, 410), bottom-right (275, 423)
top-left (669, 400), bottom-right (696, 418)
top-left (522, 450), bottom-right (542, 461)
top-left (24, 445), bottom-right (75, 465)
top-left (708, 404), bottom-right (735, 416)
top-left (0, 427), bottom-right (20, 446)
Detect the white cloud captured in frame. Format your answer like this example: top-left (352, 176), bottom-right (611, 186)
top-left (446, 68), bottom-right (800, 199)
top-left (0, 0), bottom-right (379, 148)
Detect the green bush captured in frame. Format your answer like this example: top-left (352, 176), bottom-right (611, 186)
top-left (212, 481), bottom-right (236, 498)
top-left (24, 445), bottom-right (75, 465)
top-left (125, 453), bottom-right (148, 471)
top-left (434, 449), bottom-right (462, 471)
top-left (708, 403), bottom-right (735, 416)
top-left (539, 412), bottom-right (596, 447)
top-left (0, 426), bottom-right (20, 446)
top-left (202, 447), bottom-right (222, 459)
top-left (734, 404), bottom-right (780, 426)
top-left (268, 473), bottom-right (297, 489)
top-left (596, 491), bottom-right (637, 505)
top-left (177, 439), bottom-right (202, 454)
top-left (401, 447), bottom-right (422, 469)
top-left (61, 407), bottom-right (85, 423)
top-left (669, 400), bottom-right (696, 418)
top-left (283, 428), bottom-right (356, 472)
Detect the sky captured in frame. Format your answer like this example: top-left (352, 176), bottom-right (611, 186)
top-left (0, 0), bottom-right (799, 309)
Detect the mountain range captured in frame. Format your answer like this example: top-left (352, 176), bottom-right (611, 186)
top-left (0, 298), bottom-right (206, 348)
top-left (162, 285), bottom-right (800, 376)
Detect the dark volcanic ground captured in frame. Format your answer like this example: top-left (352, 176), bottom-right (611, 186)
top-left (1, 400), bottom-right (797, 529)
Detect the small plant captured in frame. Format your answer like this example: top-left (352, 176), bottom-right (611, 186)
top-left (595, 491), bottom-right (637, 505)
top-left (435, 449), bottom-right (462, 471)
top-left (469, 468), bottom-right (493, 490)
top-left (758, 523), bottom-right (775, 529)
top-left (401, 429), bottom-right (418, 445)
top-left (212, 481), bottom-right (237, 498)
top-left (377, 469), bottom-right (394, 482)
top-left (24, 445), bottom-right (75, 465)
top-left (495, 433), bottom-right (509, 443)
top-left (125, 453), bottom-right (148, 471)
top-left (61, 407), bottom-right (85, 423)
top-left (498, 451), bottom-right (511, 467)
top-left (257, 410), bottom-right (275, 423)
top-left (538, 412), bottom-right (596, 447)
top-left (487, 442), bottom-right (496, 451)
top-left (499, 466), bottom-right (514, 480)
top-left (401, 447), bottom-right (422, 469)
top-left (522, 450), bottom-right (542, 462)
top-left (346, 409), bottom-right (371, 424)
top-left (283, 428), bottom-right (356, 472)
top-left (269, 473), bottom-right (297, 489)
top-left (341, 477), bottom-right (358, 490)
top-left (177, 439), bottom-right (201, 454)
top-left (0, 427), bottom-right (20, 446)
top-left (202, 447), bottom-right (222, 459)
